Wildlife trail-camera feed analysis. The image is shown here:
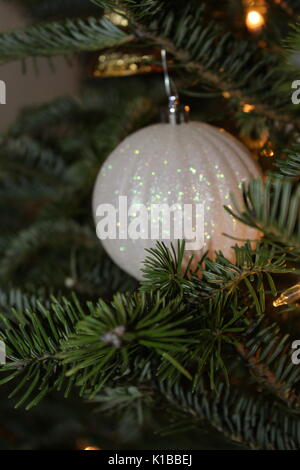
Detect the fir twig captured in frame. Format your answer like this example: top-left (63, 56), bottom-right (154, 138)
top-left (0, 16), bottom-right (131, 63)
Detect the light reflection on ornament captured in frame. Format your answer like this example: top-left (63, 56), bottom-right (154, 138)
top-left (94, 53), bottom-right (154, 77)
top-left (241, 129), bottom-right (269, 151)
top-left (246, 10), bottom-right (265, 32)
top-left (77, 438), bottom-right (101, 450)
top-left (243, 103), bottom-right (255, 113)
top-left (261, 147), bottom-right (274, 158)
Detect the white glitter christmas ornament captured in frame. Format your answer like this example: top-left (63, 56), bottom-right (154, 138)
top-left (93, 121), bottom-right (262, 280)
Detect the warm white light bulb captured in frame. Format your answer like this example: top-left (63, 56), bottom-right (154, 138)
top-left (246, 10), bottom-right (265, 31)
top-left (273, 283), bottom-right (300, 307)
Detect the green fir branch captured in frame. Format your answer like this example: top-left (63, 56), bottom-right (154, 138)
top-left (158, 380), bottom-right (300, 450)
top-left (121, 1), bottom-right (299, 127)
top-left (0, 16), bottom-right (131, 63)
top-left (142, 240), bottom-right (290, 315)
top-left (0, 220), bottom-right (98, 284)
top-left (237, 317), bottom-right (300, 409)
top-left (225, 178), bottom-right (300, 261)
top-left (285, 23), bottom-right (300, 54)
top-left (0, 294), bottom-right (84, 409)
top-left (275, 146), bottom-right (300, 179)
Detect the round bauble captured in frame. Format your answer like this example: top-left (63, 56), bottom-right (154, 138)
top-left (93, 122), bottom-right (262, 280)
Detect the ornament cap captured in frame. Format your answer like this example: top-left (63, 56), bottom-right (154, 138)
top-left (168, 95), bottom-right (189, 125)
top-left (160, 95), bottom-right (190, 125)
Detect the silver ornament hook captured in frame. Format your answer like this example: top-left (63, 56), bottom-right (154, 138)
top-left (160, 49), bottom-right (189, 125)
top-left (161, 49), bottom-right (178, 100)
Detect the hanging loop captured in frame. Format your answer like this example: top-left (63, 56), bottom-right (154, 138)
top-left (160, 49), bottom-right (189, 125)
top-left (161, 49), bottom-right (178, 100)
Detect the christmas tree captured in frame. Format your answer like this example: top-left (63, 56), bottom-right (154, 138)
top-left (0, 0), bottom-right (300, 450)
